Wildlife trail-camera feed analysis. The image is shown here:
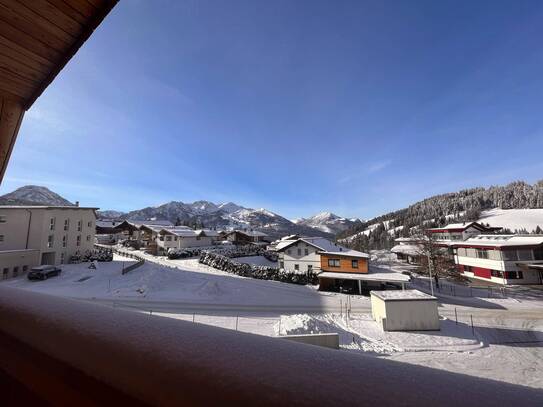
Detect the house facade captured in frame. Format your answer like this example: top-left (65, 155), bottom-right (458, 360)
top-left (157, 228), bottom-right (219, 252)
top-left (452, 235), bottom-right (543, 285)
top-left (222, 230), bottom-right (269, 244)
top-left (426, 222), bottom-right (501, 245)
top-left (390, 237), bottom-right (424, 264)
top-left (275, 237), bottom-right (378, 292)
top-left (0, 206), bottom-right (97, 278)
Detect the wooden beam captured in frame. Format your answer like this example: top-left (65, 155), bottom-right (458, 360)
top-left (0, 97), bottom-right (24, 183)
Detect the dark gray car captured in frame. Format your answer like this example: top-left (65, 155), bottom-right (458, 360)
top-left (27, 265), bottom-right (61, 281)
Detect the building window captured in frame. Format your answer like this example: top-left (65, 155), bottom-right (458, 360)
top-left (352, 259), bottom-right (359, 269)
top-left (294, 264), bottom-right (299, 271)
top-left (307, 264), bottom-right (313, 272)
top-left (76, 235), bottom-right (81, 246)
top-left (22, 265), bottom-right (28, 272)
top-left (304, 248), bottom-right (309, 256)
top-left (490, 270), bottom-right (503, 278)
top-left (174, 237), bottom-right (178, 241)
top-left (64, 219), bottom-right (69, 231)
top-left (476, 249), bottom-right (488, 259)
top-left (86, 235), bottom-right (91, 242)
top-left (279, 261), bottom-right (284, 269)
top-left (196, 236), bottom-right (201, 240)
top-left (534, 248), bottom-right (543, 261)
top-left (0, 234), bottom-right (4, 242)
top-left (464, 265), bottom-right (473, 273)
top-left (166, 236), bottom-right (172, 241)
top-left (13, 266), bottom-right (18, 277)
top-left (0, 215), bottom-right (6, 223)
top-left (503, 250), bottom-right (518, 261)
top-left (287, 250), bottom-right (291, 255)
top-left (506, 271), bottom-right (523, 279)
top-left (517, 250), bottom-right (533, 261)
top-left (77, 220), bottom-right (82, 232)
top-left (60, 252), bottom-right (65, 264)
top-left (328, 259), bottom-right (340, 267)
top-left (47, 235), bottom-right (54, 248)
top-left (50, 217), bottom-right (56, 231)
top-left (2, 268), bottom-right (8, 279)
top-left (297, 248), bottom-right (301, 256)
top-left (88, 221), bottom-right (92, 228)
top-left (62, 235), bottom-right (67, 248)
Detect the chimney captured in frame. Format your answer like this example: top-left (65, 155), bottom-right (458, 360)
top-left (75, 201), bottom-right (80, 207)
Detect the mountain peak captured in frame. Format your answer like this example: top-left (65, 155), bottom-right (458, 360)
top-left (0, 185), bottom-right (73, 206)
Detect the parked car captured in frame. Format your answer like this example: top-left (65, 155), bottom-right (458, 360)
top-left (27, 265), bottom-right (61, 281)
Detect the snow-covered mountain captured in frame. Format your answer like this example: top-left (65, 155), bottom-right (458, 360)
top-left (96, 210), bottom-right (125, 219)
top-left (0, 185), bottom-right (341, 239)
top-left (121, 201), bottom-right (330, 239)
top-left (0, 185), bottom-right (73, 206)
top-left (294, 212), bottom-right (361, 234)
top-left (218, 202), bottom-right (245, 214)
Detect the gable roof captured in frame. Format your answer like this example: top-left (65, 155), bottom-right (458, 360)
top-left (276, 237), bottom-right (369, 259)
top-left (426, 222), bottom-right (500, 233)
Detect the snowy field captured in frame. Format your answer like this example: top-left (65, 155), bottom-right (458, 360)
top-left (1, 251), bottom-right (542, 389)
top-left (479, 208), bottom-right (543, 232)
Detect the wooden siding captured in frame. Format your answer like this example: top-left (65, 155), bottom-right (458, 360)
top-left (320, 254), bottom-right (368, 273)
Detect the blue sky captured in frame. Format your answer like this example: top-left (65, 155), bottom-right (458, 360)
top-left (2, 0), bottom-right (543, 219)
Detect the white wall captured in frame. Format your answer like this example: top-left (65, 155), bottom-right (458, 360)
top-left (371, 294), bottom-right (439, 331)
top-left (279, 241), bottom-right (321, 272)
top-left (0, 249), bottom-right (40, 278)
top-left (0, 207), bottom-right (96, 266)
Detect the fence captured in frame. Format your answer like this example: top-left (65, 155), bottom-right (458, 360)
top-left (95, 244), bottom-right (146, 275)
top-left (412, 277), bottom-right (507, 298)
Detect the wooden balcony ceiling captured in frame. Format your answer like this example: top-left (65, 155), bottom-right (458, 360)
top-left (0, 0), bottom-right (118, 110)
top-left (0, 0), bottom-right (117, 182)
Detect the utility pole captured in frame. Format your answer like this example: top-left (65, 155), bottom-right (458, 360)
top-left (427, 252), bottom-right (434, 296)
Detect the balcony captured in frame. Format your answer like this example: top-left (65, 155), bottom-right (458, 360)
top-left (0, 286), bottom-right (540, 405)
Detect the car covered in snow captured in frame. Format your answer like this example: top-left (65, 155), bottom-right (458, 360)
top-left (27, 265), bottom-right (62, 281)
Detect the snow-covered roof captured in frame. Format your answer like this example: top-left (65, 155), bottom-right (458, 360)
top-left (318, 270), bottom-right (410, 283)
top-left (196, 229), bottom-right (220, 237)
top-left (277, 237), bottom-right (369, 259)
top-left (453, 234), bottom-right (543, 248)
top-left (390, 244), bottom-right (421, 256)
top-left (427, 222), bottom-right (495, 232)
top-left (226, 230), bottom-right (268, 237)
top-left (96, 220), bottom-right (120, 228)
top-left (132, 220), bottom-right (174, 228)
top-left (371, 289), bottom-right (435, 301)
top-left (161, 227), bottom-right (198, 237)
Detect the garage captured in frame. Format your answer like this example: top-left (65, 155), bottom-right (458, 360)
top-left (371, 289), bottom-right (439, 331)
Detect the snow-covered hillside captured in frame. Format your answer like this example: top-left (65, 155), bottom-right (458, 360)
top-left (294, 212), bottom-right (360, 234)
top-left (479, 208), bottom-right (543, 232)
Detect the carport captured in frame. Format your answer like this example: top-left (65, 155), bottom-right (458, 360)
top-left (318, 270), bottom-right (411, 294)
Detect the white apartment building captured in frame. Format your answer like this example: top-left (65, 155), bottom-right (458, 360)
top-left (0, 206), bottom-right (97, 278)
top-left (453, 235), bottom-right (543, 285)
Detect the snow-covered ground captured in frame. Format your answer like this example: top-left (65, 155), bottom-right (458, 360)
top-left (235, 255), bottom-right (278, 267)
top-left (2, 251), bottom-right (542, 389)
top-left (479, 208), bottom-right (543, 231)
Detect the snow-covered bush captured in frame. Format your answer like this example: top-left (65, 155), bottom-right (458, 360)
top-left (69, 249), bottom-right (113, 264)
top-left (167, 247), bottom-right (204, 259)
top-left (199, 251), bottom-right (317, 285)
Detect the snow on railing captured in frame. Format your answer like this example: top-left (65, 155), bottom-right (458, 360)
top-left (0, 286), bottom-right (539, 405)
